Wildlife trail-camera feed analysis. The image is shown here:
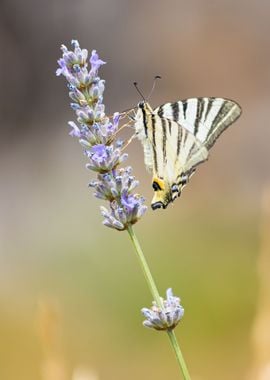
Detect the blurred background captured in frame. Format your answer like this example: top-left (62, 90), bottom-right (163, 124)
top-left (1, 0), bottom-right (270, 379)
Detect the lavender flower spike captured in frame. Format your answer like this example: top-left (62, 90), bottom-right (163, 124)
top-left (57, 40), bottom-right (147, 230)
top-left (142, 289), bottom-right (184, 331)
top-left (101, 193), bottom-right (147, 231)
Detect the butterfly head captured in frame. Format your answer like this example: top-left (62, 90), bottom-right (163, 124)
top-left (151, 177), bottom-right (181, 210)
top-left (135, 102), bottom-right (154, 127)
top-left (137, 101), bottom-right (153, 114)
top-left (138, 101), bottom-right (145, 109)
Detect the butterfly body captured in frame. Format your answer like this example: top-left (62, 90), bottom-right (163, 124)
top-left (134, 97), bottom-right (242, 210)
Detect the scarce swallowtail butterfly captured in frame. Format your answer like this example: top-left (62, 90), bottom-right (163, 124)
top-left (134, 97), bottom-right (242, 210)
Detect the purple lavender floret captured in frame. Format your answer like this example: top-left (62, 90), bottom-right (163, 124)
top-left (85, 144), bottom-right (128, 173)
top-left (90, 49), bottom-right (106, 75)
top-left (141, 289), bottom-right (184, 331)
top-left (89, 167), bottom-right (139, 201)
top-left (101, 194), bottom-right (147, 231)
top-left (57, 40), bottom-right (146, 230)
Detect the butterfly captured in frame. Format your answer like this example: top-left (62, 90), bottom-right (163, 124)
top-left (134, 97), bottom-right (242, 210)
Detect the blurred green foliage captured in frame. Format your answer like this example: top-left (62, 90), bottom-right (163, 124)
top-left (0, 202), bottom-right (259, 380)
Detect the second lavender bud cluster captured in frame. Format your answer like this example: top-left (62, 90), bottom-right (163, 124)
top-left (142, 288), bottom-right (184, 330)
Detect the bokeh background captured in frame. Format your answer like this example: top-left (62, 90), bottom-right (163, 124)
top-left (1, 1), bottom-right (270, 379)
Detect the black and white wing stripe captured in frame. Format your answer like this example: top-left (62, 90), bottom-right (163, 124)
top-left (147, 114), bottom-right (208, 180)
top-left (155, 97), bottom-right (242, 150)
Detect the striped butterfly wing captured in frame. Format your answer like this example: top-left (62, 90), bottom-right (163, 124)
top-left (135, 97), bottom-right (241, 209)
top-left (137, 112), bottom-right (209, 209)
top-left (147, 114), bottom-right (208, 180)
top-left (155, 97), bottom-right (242, 151)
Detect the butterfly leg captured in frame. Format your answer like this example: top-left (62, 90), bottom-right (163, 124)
top-left (121, 132), bottom-right (139, 151)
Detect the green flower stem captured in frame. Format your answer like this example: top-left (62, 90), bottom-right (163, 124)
top-left (167, 329), bottom-right (191, 380)
top-left (126, 224), bottom-right (191, 380)
top-left (127, 224), bottom-right (162, 308)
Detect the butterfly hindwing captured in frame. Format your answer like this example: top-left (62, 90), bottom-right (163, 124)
top-left (153, 116), bottom-right (208, 177)
top-left (136, 109), bottom-right (208, 180)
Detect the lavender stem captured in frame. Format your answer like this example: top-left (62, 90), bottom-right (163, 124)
top-left (127, 224), bottom-right (191, 379)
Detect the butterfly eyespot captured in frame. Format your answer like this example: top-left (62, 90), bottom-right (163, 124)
top-left (179, 175), bottom-right (188, 186)
top-left (171, 184), bottom-right (178, 193)
top-left (151, 201), bottom-right (164, 210)
top-left (152, 181), bottom-right (162, 191)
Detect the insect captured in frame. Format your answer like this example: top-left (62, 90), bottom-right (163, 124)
top-left (134, 95), bottom-right (242, 210)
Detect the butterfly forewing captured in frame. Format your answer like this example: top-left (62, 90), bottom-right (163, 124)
top-left (155, 97), bottom-right (242, 150)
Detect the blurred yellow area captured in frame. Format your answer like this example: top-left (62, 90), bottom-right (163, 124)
top-left (0, 0), bottom-right (270, 379)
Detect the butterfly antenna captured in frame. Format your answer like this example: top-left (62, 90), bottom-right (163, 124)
top-left (133, 82), bottom-right (146, 102)
top-left (147, 75), bottom-right (161, 101)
